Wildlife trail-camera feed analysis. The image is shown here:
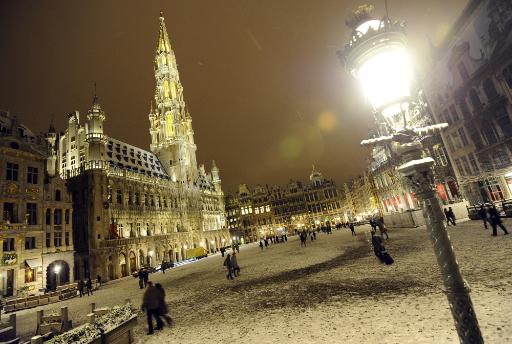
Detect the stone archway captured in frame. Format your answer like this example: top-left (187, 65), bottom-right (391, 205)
top-left (129, 251), bottom-right (137, 272)
top-left (119, 253), bottom-right (128, 277)
top-left (47, 260), bottom-right (70, 291)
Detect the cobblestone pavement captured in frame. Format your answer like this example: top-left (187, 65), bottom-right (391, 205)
top-left (13, 219), bottom-right (512, 343)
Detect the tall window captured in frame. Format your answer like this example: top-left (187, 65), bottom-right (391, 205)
top-left (45, 209), bottom-right (51, 225)
top-left (458, 128), bottom-right (469, 146)
top-left (46, 233), bottom-right (51, 248)
top-left (53, 209), bottom-right (62, 225)
top-left (55, 189), bottom-right (61, 201)
top-left (6, 162), bottom-right (18, 181)
top-left (503, 64), bottom-right (512, 89)
top-left (54, 229), bottom-right (62, 247)
top-left (26, 203), bottom-right (37, 225)
top-left (462, 156), bottom-right (472, 175)
top-left (457, 99), bottom-right (471, 119)
top-left (116, 189), bottom-right (122, 204)
top-left (24, 237), bottom-right (36, 250)
top-left (455, 159), bottom-right (465, 176)
top-left (65, 209), bottom-right (70, 224)
top-left (2, 238), bottom-right (15, 251)
top-left (65, 232), bottom-right (70, 246)
top-left (469, 89), bottom-right (482, 109)
top-left (482, 125), bottom-right (498, 145)
top-left (483, 78), bottom-right (498, 100)
top-left (449, 105), bottom-right (459, 122)
top-left (27, 166), bottom-right (38, 184)
top-left (468, 153), bottom-right (480, 173)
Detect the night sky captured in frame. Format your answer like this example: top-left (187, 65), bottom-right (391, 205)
top-left (0, 1), bottom-right (467, 192)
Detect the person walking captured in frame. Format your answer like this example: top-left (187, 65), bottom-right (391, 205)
top-left (86, 277), bottom-right (93, 296)
top-left (444, 208), bottom-right (454, 226)
top-left (231, 252), bottom-right (240, 277)
top-left (264, 238), bottom-right (269, 247)
top-left (236, 244), bottom-right (240, 253)
top-left (447, 207), bottom-right (456, 226)
top-left (138, 270), bottom-right (144, 289)
top-left (488, 206), bottom-right (509, 236)
top-left (349, 223), bottom-right (356, 236)
top-left (224, 254), bottom-right (234, 280)
top-left (96, 275), bottom-right (102, 289)
top-left (220, 247), bottom-right (225, 257)
top-left (155, 283), bottom-right (173, 327)
top-left (478, 204), bottom-right (488, 229)
top-left (142, 281), bottom-right (164, 335)
top-left (77, 279), bottom-right (85, 298)
top-left (377, 218), bottom-right (389, 239)
top-left (143, 269), bottom-right (149, 288)
top-left (259, 241), bottom-right (264, 251)
top-left (161, 262), bottom-right (166, 274)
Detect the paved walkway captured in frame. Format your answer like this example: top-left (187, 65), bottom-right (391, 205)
top-left (12, 219), bottom-right (512, 343)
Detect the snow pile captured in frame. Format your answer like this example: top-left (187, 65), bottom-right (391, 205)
top-left (47, 303), bottom-right (134, 344)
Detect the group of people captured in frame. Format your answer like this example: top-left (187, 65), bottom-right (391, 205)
top-left (138, 269), bottom-right (150, 289)
top-left (477, 204), bottom-right (509, 236)
top-left (223, 252), bottom-right (240, 280)
top-left (444, 207), bottom-right (457, 226)
top-left (77, 277), bottom-right (94, 297)
top-left (142, 281), bottom-right (173, 335)
top-left (299, 229), bottom-right (317, 247)
top-left (369, 216), bottom-right (389, 239)
top-left (259, 234), bottom-right (288, 251)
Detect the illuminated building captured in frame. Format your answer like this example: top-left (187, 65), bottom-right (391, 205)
top-left (59, 13), bottom-right (228, 281)
top-left (0, 111), bottom-right (74, 296)
top-left (425, 0), bottom-right (512, 204)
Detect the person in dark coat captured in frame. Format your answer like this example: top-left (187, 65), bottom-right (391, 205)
top-left (377, 218), bottom-right (389, 239)
top-left (142, 269), bottom-right (149, 287)
top-left (142, 281), bottom-right (164, 335)
top-left (224, 254), bottom-right (234, 280)
top-left (220, 247), bottom-right (225, 257)
top-left (259, 241), bottom-right (264, 251)
top-left (447, 207), bottom-right (456, 226)
top-left (77, 279), bottom-right (85, 297)
top-left (349, 223), bottom-right (356, 236)
top-left (155, 283), bottom-right (173, 327)
top-left (444, 208), bottom-right (455, 226)
top-left (96, 275), bottom-right (102, 288)
top-left (86, 278), bottom-right (93, 296)
top-left (478, 205), bottom-right (488, 229)
top-left (138, 270), bottom-right (144, 289)
top-left (488, 206), bottom-right (509, 236)
top-left (231, 252), bottom-right (240, 277)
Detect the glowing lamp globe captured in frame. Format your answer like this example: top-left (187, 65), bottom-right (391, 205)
top-left (341, 15), bottom-right (412, 122)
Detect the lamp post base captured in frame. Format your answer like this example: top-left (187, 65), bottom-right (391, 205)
top-left (398, 156), bottom-right (484, 344)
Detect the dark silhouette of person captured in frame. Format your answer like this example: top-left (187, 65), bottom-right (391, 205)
top-left (478, 205), bottom-right (488, 229)
top-left (142, 281), bottom-right (164, 335)
top-left (488, 206), bottom-right (509, 236)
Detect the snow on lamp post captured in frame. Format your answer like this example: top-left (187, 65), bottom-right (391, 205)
top-left (338, 6), bottom-right (482, 343)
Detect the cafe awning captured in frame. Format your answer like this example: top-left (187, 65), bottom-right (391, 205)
top-left (25, 259), bottom-right (40, 268)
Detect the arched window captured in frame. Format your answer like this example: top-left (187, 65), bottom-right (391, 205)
top-left (503, 64), bottom-right (512, 89)
top-left (55, 189), bottom-right (61, 201)
top-left (469, 89), bottom-right (482, 109)
top-left (483, 78), bottom-right (498, 100)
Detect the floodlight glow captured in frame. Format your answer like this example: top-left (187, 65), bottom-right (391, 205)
top-left (54, 265), bottom-right (61, 274)
top-left (357, 47), bottom-right (412, 111)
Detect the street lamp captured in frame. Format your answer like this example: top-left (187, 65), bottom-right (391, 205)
top-left (339, 6), bottom-right (482, 343)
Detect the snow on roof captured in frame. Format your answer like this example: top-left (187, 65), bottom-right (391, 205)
top-left (106, 137), bottom-right (169, 180)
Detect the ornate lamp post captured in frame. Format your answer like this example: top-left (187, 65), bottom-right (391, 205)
top-left (338, 6), bottom-right (483, 343)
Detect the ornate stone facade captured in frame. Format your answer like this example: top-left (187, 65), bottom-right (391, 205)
top-left (58, 13), bottom-right (228, 281)
top-left (425, 0), bottom-right (512, 204)
top-left (226, 167), bottom-right (347, 241)
top-left (0, 111), bottom-right (74, 296)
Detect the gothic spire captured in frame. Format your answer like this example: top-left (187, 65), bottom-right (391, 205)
top-left (157, 11), bottom-right (171, 54)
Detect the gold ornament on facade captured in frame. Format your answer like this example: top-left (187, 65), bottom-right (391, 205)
top-left (5, 183), bottom-right (18, 195)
